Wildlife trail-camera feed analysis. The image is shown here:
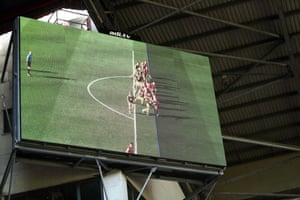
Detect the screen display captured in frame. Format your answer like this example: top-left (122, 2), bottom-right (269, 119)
top-left (18, 16), bottom-right (226, 167)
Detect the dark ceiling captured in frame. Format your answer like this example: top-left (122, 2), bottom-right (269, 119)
top-left (1, 0), bottom-right (300, 198)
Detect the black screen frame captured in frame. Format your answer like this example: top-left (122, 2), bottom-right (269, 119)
top-left (12, 16), bottom-right (226, 182)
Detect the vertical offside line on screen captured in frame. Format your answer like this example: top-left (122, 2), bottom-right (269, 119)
top-left (146, 44), bottom-right (161, 156)
top-left (132, 50), bottom-right (138, 154)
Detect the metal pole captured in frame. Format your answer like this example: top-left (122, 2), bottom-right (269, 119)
top-left (95, 159), bottom-right (109, 200)
top-left (0, 150), bottom-right (16, 197)
top-left (82, 0), bottom-right (104, 25)
top-left (6, 150), bottom-right (16, 200)
top-left (136, 167), bottom-right (157, 200)
top-left (76, 183), bottom-right (81, 200)
top-left (222, 135), bottom-right (300, 151)
top-left (204, 180), bottom-right (218, 200)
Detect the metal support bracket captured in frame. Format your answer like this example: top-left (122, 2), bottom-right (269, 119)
top-left (184, 177), bottom-right (219, 200)
top-left (95, 159), bottom-right (109, 200)
top-left (0, 149), bottom-right (16, 199)
top-left (136, 167), bottom-right (157, 200)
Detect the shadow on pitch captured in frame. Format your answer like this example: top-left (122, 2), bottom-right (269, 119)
top-left (158, 106), bottom-right (184, 112)
top-left (30, 69), bottom-right (58, 74)
top-left (40, 75), bottom-right (75, 80)
top-left (26, 69), bottom-right (75, 80)
top-left (136, 111), bottom-right (192, 120)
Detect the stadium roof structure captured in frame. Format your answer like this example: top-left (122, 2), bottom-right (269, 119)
top-left (1, 0), bottom-right (300, 199)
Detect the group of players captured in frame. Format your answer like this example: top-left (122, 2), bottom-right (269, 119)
top-left (127, 60), bottom-right (159, 117)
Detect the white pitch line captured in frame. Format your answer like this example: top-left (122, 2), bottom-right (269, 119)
top-left (87, 75), bottom-right (134, 120)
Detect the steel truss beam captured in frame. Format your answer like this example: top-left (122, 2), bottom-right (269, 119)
top-left (221, 106), bottom-right (300, 128)
top-left (181, 48), bottom-right (287, 67)
top-left (223, 135), bottom-right (300, 152)
top-left (160, 10), bottom-right (300, 47)
top-left (218, 91), bottom-right (298, 112)
top-left (216, 41), bottom-right (284, 98)
top-left (224, 123), bottom-right (300, 154)
top-left (0, 150), bottom-right (16, 198)
top-left (134, 0), bottom-right (280, 38)
top-left (184, 177), bottom-right (219, 200)
top-left (82, 0), bottom-right (114, 31)
top-left (136, 167), bottom-right (157, 200)
top-left (225, 137), bottom-right (300, 157)
top-left (217, 73), bottom-right (289, 103)
top-left (215, 38), bottom-right (283, 55)
top-left (212, 54), bottom-right (295, 77)
top-left (129, 0), bottom-right (204, 35)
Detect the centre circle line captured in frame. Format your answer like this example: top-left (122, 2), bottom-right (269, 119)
top-left (87, 75), bottom-right (134, 120)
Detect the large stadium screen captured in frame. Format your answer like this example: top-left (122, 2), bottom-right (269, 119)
top-left (16, 16), bottom-right (226, 167)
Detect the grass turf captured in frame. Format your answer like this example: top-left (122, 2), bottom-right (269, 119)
top-left (19, 17), bottom-right (226, 166)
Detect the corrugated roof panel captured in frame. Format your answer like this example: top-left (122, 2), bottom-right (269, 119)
top-left (204, 1), bottom-right (272, 23)
top-left (187, 18), bottom-right (277, 53)
top-left (225, 73), bottom-right (284, 91)
top-left (227, 39), bottom-right (277, 56)
top-left (220, 93), bottom-right (299, 119)
top-left (268, 111), bottom-right (296, 130)
top-left (224, 125), bottom-right (242, 137)
top-left (196, 0), bottom-right (228, 10)
top-left (235, 147), bottom-right (281, 164)
top-left (211, 57), bottom-right (252, 73)
top-left (223, 119), bottom-right (265, 137)
top-left (287, 14), bottom-right (300, 33)
top-left (217, 77), bottom-right (295, 108)
top-left (144, 19), bottom-right (194, 44)
top-left (281, 0), bottom-right (300, 11)
top-left (211, 55), bottom-right (251, 72)
top-left (253, 125), bottom-right (300, 142)
top-left (115, 3), bottom-right (175, 34)
top-left (157, 0), bottom-right (203, 9)
top-left (268, 111), bottom-right (300, 127)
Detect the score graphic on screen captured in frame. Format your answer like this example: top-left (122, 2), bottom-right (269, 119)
top-left (17, 17), bottom-right (226, 167)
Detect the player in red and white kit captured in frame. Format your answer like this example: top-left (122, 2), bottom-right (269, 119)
top-left (141, 61), bottom-right (149, 80)
top-left (125, 142), bottom-right (134, 153)
top-left (136, 85), bottom-right (146, 105)
top-left (142, 88), bottom-right (152, 115)
top-left (152, 92), bottom-right (159, 117)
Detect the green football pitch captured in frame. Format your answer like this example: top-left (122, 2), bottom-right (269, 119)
top-left (19, 17), bottom-right (226, 166)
